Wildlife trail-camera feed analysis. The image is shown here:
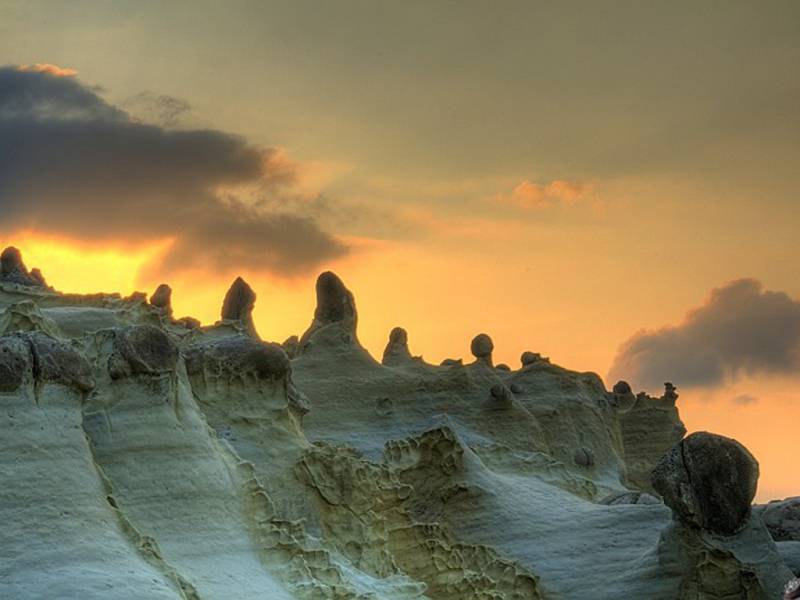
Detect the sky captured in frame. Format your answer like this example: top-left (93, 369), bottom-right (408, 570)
top-left (1, 0), bottom-right (799, 501)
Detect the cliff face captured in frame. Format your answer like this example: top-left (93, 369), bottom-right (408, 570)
top-left (0, 251), bottom-right (795, 599)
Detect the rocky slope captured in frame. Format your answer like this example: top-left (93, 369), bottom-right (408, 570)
top-left (0, 247), bottom-right (796, 599)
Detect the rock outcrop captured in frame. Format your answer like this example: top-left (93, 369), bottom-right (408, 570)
top-left (0, 247), bottom-right (796, 600)
top-left (470, 333), bottom-right (494, 366)
top-left (149, 284), bottom-right (173, 316)
top-left (299, 271), bottom-right (357, 350)
top-left (652, 431), bottom-right (758, 535)
top-left (0, 246), bottom-right (49, 288)
top-left (382, 326), bottom-right (413, 366)
top-left (220, 276), bottom-right (258, 337)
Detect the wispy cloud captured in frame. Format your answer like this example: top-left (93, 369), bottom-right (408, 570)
top-left (493, 179), bottom-right (593, 210)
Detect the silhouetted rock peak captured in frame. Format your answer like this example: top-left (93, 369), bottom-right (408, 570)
top-left (0, 246), bottom-right (48, 288)
top-left (651, 431), bottom-right (758, 535)
top-left (299, 271), bottom-right (358, 349)
top-left (314, 271), bottom-right (356, 326)
top-left (470, 333), bottom-right (494, 365)
top-left (149, 284), bottom-right (173, 315)
top-left (382, 327), bottom-right (412, 365)
top-left (221, 277), bottom-right (257, 337)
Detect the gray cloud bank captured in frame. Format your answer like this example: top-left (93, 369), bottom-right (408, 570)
top-left (0, 66), bottom-right (346, 278)
top-left (608, 279), bottom-right (800, 392)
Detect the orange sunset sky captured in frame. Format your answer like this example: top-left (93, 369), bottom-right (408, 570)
top-left (1, 1), bottom-right (799, 501)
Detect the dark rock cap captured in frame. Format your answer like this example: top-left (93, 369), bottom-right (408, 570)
top-left (0, 333), bottom-right (94, 392)
top-left (651, 431), bottom-right (759, 535)
top-left (109, 325), bottom-right (179, 379)
top-left (185, 336), bottom-right (291, 382)
top-left (26, 332), bottom-right (95, 392)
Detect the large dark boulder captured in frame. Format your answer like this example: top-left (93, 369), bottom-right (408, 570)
top-left (651, 431), bottom-right (759, 535)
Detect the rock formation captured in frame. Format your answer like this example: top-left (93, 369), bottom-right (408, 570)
top-left (652, 431), bottom-right (758, 535)
top-left (1, 245), bottom-right (796, 600)
top-left (149, 284), bottom-right (173, 316)
top-left (0, 246), bottom-right (49, 288)
top-left (220, 276), bottom-right (258, 337)
top-left (470, 332), bottom-right (494, 366)
top-left (382, 326), bottom-right (413, 365)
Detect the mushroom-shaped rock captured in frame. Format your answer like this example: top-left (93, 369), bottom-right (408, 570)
top-left (651, 431), bottom-right (759, 535)
top-left (149, 284), bottom-right (173, 316)
top-left (0, 247), bottom-right (47, 287)
top-left (221, 277), bottom-right (258, 337)
top-left (382, 327), bottom-right (412, 365)
top-left (470, 333), bottom-right (494, 366)
top-left (299, 271), bottom-right (358, 348)
top-left (109, 325), bottom-right (179, 379)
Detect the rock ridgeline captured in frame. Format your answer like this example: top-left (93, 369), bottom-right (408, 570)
top-left (0, 246), bottom-right (796, 600)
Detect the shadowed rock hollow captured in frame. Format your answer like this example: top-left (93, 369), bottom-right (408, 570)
top-left (0, 246), bottom-right (795, 600)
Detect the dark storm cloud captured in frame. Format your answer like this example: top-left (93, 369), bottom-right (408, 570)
top-left (608, 279), bottom-right (800, 392)
top-left (0, 66), bottom-right (346, 277)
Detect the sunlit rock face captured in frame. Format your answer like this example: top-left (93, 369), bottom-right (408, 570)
top-left (0, 246), bottom-right (796, 599)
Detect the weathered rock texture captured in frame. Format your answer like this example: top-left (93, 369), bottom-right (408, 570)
top-left (652, 431), bottom-right (759, 535)
top-left (0, 247), bottom-right (796, 600)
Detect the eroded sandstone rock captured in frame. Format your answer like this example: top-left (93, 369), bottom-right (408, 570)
top-left (149, 284), bottom-right (173, 316)
top-left (221, 276), bottom-right (257, 337)
top-left (0, 247), bottom-right (48, 288)
top-left (652, 431), bottom-right (758, 535)
top-left (185, 335), bottom-right (290, 382)
top-left (382, 327), bottom-right (412, 365)
top-left (471, 333), bottom-right (494, 365)
top-left (108, 325), bottom-right (179, 379)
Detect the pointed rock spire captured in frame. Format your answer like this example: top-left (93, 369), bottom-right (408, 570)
top-left (382, 327), bottom-right (412, 365)
top-left (0, 247), bottom-right (48, 288)
top-left (300, 271), bottom-right (357, 347)
top-left (221, 276), bottom-right (258, 337)
top-left (149, 284), bottom-right (173, 316)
